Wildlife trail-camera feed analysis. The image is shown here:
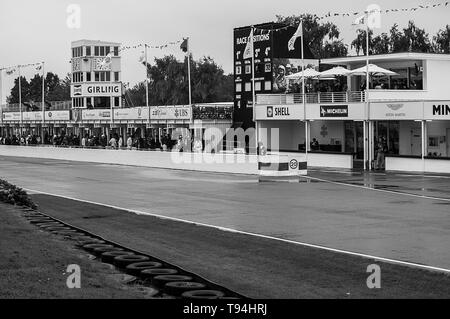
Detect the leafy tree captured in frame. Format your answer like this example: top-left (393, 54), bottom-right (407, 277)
top-left (276, 14), bottom-right (345, 58)
top-left (7, 76), bottom-right (30, 104)
top-left (372, 33), bottom-right (391, 55)
top-left (433, 25), bottom-right (450, 53)
top-left (351, 29), bottom-right (373, 55)
top-left (127, 54), bottom-right (233, 106)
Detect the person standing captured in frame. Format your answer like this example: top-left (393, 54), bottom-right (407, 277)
top-left (126, 136), bottom-right (133, 150)
top-left (118, 135), bottom-right (123, 149)
top-left (375, 137), bottom-right (388, 170)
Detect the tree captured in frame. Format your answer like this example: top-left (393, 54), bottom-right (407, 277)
top-left (276, 14), bottom-right (346, 59)
top-left (127, 54), bottom-right (233, 106)
top-left (7, 76), bottom-right (30, 104)
top-left (351, 29), bottom-right (373, 55)
top-left (433, 25), bottom-right (450, 53)
top-left (372, 33), bottom-right (390, 55)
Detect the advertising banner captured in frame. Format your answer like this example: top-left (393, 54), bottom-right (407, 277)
top-left (369, 101), bottom-right (423, 120)
top-left (423, 101), bottom-right (450, 120)
top-left (82, 109), bottom-right (111, 121)
top-left (150, 106), bottom-right (192, 121)
top-left (45, 111), bottom-right (71, 121)
top-left (255, 104), bottom-right (303, 120)
top-left (2, 112), bottom-right (21, 121)
top-left (114, 107), bottom-right (149, 120)
top-left (22, 112), bottom-right (43, 121)
top-left (71, 83), bottom-right (122, 97)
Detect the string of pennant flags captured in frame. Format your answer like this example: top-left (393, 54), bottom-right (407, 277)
top-left (2, 62), bottom-right (43, 76)
top-left (253, 1), bottom-right (450, 32)
top-left (119, 39), bottom-right (183, 53)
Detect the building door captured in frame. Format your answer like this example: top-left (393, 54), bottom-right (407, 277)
top-left (410, 128), bottom-right (422, 156)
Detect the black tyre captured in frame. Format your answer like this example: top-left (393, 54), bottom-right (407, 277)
top-left (76, 239), bottom-right (106, 247)
top-left (140, 268), bottom-right (178, 280)
top-left (28, 218), bottom-right (52, 224)
top-left (125, 262), bottom-right (163, 276)
top-left (93, 246), bottom-right (123, 255)
top-left (101, 251), bottom-right (135, 263)
top-left (181, 290), bottom-right (225, 299)
top-left (113, 255), bottom-right (150, 268)
top-left (152, 275), bottom-right (193, 288)
top-left (164, 281), bottom-right (206, 296)
top-left (83, 244), bottom-right (115, 253)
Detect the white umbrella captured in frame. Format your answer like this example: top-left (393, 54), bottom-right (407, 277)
top-left (319, 66), bottom-right (351, 78)
top-left (350, 64), bottom-right (398, 76)
top-left (285, 68), bottom-right (321, 79)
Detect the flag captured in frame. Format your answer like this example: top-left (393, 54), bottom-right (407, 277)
top-left (138, 51), bottom-right (145, 63)
top-left (180, 38), bottom-right (188, 53)
top-left (243, 29), bottom-right (254, 59)
top-left (5, 68), bottom-right (16, 76)
top-left (288, 21), bottom-right (302, 51)
top-left (353, 14), bottom-right (366, 27)
top-left (101, 52), bottom-right (113, 68)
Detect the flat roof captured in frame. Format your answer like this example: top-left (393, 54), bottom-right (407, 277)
top-left (71, 39), bottom-right (121, 47)
top-left (322, 52), bottom-right (450, 65)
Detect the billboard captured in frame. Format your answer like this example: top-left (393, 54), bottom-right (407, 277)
top-left (114, 107), bottom-right (149, 120)
top-left (71, 83), bottom-right (122, 97)
top-left (233, 22), bottom-right (315, 128)
top-left (150, 106), bottom-right (192, 121)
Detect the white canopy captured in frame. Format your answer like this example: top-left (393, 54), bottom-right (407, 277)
top-left (319, 66), bottom-right (351, 77)
top-left (285, 68), bottom-right (321, 79)
top-left (350, 64), bottom-right (398, 76)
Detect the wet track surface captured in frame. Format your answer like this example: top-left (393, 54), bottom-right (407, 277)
top-left (1, 155), bottom-right (449, 270)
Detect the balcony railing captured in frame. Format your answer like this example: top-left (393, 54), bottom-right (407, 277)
top-left (256, 91), bottom-right (366, 105)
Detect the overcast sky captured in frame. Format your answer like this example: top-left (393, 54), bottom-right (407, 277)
top-left (0, 0), bottom-right (448, 103)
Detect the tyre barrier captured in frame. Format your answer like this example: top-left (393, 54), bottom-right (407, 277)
top-left (82, 243), bottom-right (115, 253)
top-left (164, 281), bottom-right (206, 296)
top-left (101, 251), bottom-right (135, 263)
top-left (181, 290), bottom-right (225, 299)
top-left (141, 268), bottom-right (178, 281)
top-left (113, 255), bottom-right (150, 268)
top-left (21, 207), bottom-right (245, 299)
top-left (125, 262), bottom-right (163, 276)
top-left (152, 275), bottom-right (193, 288)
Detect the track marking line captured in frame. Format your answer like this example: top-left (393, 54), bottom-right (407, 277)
top-left (304, 176), bottom-right (450, 203)
top-left (24, 187), bottom-right (450, 274)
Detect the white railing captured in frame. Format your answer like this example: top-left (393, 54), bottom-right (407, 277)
top-left (256, 91), bottom-right (366, 105)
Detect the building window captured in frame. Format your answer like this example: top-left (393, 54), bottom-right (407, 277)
top-left (72, 72), bottom-right (83, 83)
top-left (245, 82), bottom-right (251, 92)
top-left (94, 72), bottom-right (110, 82)
top-left (236, 83), bottom-right (242, 92)
top-left (245, 65), bottom-right (251, 74)
top-left (105, 46), bottom-right (110, 56)
top-left (100, 46), bottom-right (105, 56)
top-left (114, 72), bottom-right (119, 82)
top-left (255, 82), bottom-right (261, 92)
top-left (94, 46), bottom-right (100, 56)
top-left (114, 46), bottom-right (119, 56)
top-left (264, 81), bottom-right (271, 91)
top-left (72, 47), bottom-right (82, 57)
top-left (73, 97), bottom-right (84, 108)
top-left (235, 66), bottom-right (242, 75)
top-left (85, 46), bottom-right (91, 56)
top-left (86, 72), bottom-right (91, 82)
top-left (114, 97), bottom-right (120, 107)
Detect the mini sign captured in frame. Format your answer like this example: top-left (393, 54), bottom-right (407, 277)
top-left (424, 101), bottom-right (450, 120)
top-left (320, 105), bottom-right (348, 118)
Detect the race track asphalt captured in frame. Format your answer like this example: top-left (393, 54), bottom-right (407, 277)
top-left (0, 155), bottom-right (449, 272)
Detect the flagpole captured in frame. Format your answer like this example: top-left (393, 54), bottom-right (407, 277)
top-left (41, 62), bottom-right (45, 143)
top-left (365, 15), bottom-right (370, 170)
top-left (145, 43), bottom-right (149, 108)
top-left (187, 37), bottom-right (192, 105)
top-left (0, 68), bottom-right (3, 137)
top-left (250, 26), bottom-right (257, 154)
top-left (301, 20), bottom-right (307, 162)
top-left (18, 65), bottom-right (22, 137)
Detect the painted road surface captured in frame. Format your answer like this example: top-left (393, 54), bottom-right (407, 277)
top-left (0, 155), bottom-right (449, 270)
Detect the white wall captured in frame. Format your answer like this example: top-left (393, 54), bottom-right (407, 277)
top-left (427, 121), bottom-right (450, 157)
top-left (258, 121), bottom-right (305, 151)
top-left (386, 157), bottom-right (450, 174)
top-left (399, 121), bottom-right (422, 156)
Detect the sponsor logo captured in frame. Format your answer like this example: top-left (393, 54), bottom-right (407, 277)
top-left (73, 85), bottom-right (82, 96)
top-left (267, 106), bottom-right (273, 118)
top-left (432, 104), bottom-right (450, 116)
top-left (86, 85), bottom-right (119, 94)
top-left (320, 105), bottom-right (348, 118)
top-left (289, 159), bottom-right (298, 170)
top-left (48, 112), bottom-right (52, 118)
top-left (386, 103), bottom-right (404, 111)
